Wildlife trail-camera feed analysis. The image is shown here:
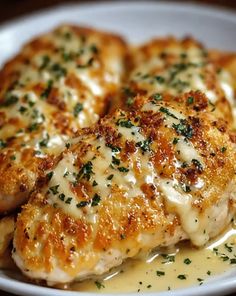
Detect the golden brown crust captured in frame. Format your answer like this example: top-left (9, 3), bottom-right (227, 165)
top-left (114, 37), bottom-right (234, 129)
top-left (13, 91), bottom-right (236, 283)
top-left (0, 24), bottom-right (128, 213)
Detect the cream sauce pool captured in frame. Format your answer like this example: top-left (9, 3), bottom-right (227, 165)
top-left (61, 224), bottom-right (236, 293)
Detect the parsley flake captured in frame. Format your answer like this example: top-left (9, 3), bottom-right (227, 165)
top-left (74, 103), bottom-right (83, 117)
top-left (49, 185), bottom-right (60, 195)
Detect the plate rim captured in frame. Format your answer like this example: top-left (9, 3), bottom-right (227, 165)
top-left (0, 0), bottom-right (236, 32)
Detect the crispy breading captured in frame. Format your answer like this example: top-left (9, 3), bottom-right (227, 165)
top-left (114, 37), bottom-right (234, 128)
top-left (13, 92), bottom-right (236, 284)
top-left (0, 216), bottom-right (14, 257)
top-left (0, 24), bottom-right (128, 213)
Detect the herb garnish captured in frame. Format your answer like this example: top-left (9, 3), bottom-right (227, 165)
top-left (192, 159), bottom-right (203, 172)
top-left (136, 138), bottom-right (152, 152)
top-left (91, 193), bottom-right (101, 206)
top-left (172, 119), bottom-right (193, 139)
top-left (94, 281), bottom-right (105, 289)
top-left (184, 258), bottom-right (192, 265)
top-left (0, 95), bottom-right (18, 107)
top-left (118, 167), bottom-right (129, 173)
top-left (116, 119), bottom-right (134, 128)
top-left (73, 103), bottom-right (83, 117)
top-left (49, 185), bottom-right (60, 195)
top-left (177, 274), bottom-right (186, 280)
top-left (159, 106), bottom-right (178, 119)
top-left (46, 171), bottom-right (54, 181)
top-left (156, 270), bottom-right (165, 277)
top-left (77, 161), bottom-right (94, 181)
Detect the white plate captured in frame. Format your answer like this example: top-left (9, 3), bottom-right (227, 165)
top-left (0, 1), bottom-right (236, 296)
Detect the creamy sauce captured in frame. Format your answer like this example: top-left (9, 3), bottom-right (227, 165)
top-left (65, 225), bottom-right (236, 293)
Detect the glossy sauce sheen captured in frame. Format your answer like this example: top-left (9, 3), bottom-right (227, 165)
top-left (68, 226), bottom-right (236, 293)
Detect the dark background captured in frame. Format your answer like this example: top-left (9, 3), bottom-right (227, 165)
top-left (0, 0), bottom-right (236, 25)
top-left (0, 0), bottom-right (235, 296)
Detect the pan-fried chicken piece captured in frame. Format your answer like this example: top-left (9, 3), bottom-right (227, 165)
top-left (117, 37), bottom-right (235, 126)
top-left (209, 50), bottom-right (236, 87)
top-left (0, 216), bottom-right (15, 269)
top-left (13, 91), bottom-right (236, 284)
top-left (208, 50), bottom-right (236, 127)
top-left (0, 24), bottom-right (128, 213)
top-left (0, 216), bottom-right (15, 257)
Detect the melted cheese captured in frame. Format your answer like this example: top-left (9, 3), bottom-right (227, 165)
top-left (159, 179), bottom-right (198, 235)
top-left (131, 43), bottom-right (235, 110)
top-left (175, 139), bottom-right (203, 164)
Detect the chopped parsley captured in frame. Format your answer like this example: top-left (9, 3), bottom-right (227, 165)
top-left (116, 119), bottom-right (134, 128)
top-left (221, 147), bottom-right (227, 153)
top-left (73, 103), bottom-right (83, 117)
top-left (107, 174), bottom-right (114, 180)
top-left (159, 106), bottom-right (178, 119)
top-left (65, 197), bottom-right (73, 204)
top-left (172, 138), bottom-right (179, 145)
top-left (95, 281), bottom-right (105, 289)
top-left (39, 133), bottom-right (49, 147)
top-left (49, 185), bottom-right (60, 195)
top-left (0, 95), bottom-right (18, 107)
top-left (184, 258), bottom-right (192, 265)
top-left (19, 106), bottom-right (28, 114)
top-left (41, 80), bottom-right (53, 98)
top-left (0, 139), bottom-right (7, 149)
top-left (92, 180), bottom-right (98, 186)
top-left (136, 138), bottom-right (152, 152)
top-left (207, 270), bottom-right (211, 275)
top-left (187, 96), bottom-right (194, 105)
top-left (77, 161), bottom-right (94, 181)
top-left (58, 193), bottom-right (65, 201)
top-left (118, 167), bottom-right (129, 173)
top-left (112, 156), bottom-right (120, 166)
top-left (51, 63), bottom-right (67, 78)
top-left (172, 119), bottom-right (193, 139)
top-left (106, 144), bottom-right (121, 152)
top-left (62, 51), bottom-right (74, 62)
top-left (90, 44), bottom-right (99, 54)
top-left (46, 171), bottom-right (54, 181)
top-left (28, 122), bottom-right (40, 132)
top-left (181, 183), bottom-right (191, 193)
top-left (177, 274), bottom-right (187, 280)
top-left (151, 93), bottom-right (162, 103)
top-left (77, 57), bottom-right (94, 69)
top-left (126, 97), bottom-right (134, 106)
top-left (77, 200), bottom-right (90, 208)
top-left (155, 75), bottom-right (165, 83)
top-left (197, 278), bottom-right (204, 284)
top-left (230, 258), bottom-right (236, 264)
top-left (156, 270), bottom-right (165, 277)
top-left (224, 243), bottom-right (233, 253)
top-left (76, 193), bottom-right (101, 208)
top-left (40, 55), bottom-right (50, 70)
top-left (161, 254), bottom-right (175, 263)
top-left (91, 193), bottom-right (101, 206)
top-left (192, 159), bottom-right (203, 172)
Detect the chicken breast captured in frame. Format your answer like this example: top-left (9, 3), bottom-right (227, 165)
top-left (117, 37), bottom-right (235, 126)
top-left (13, 91), bottom-right (236, 284)
top-left (208, 50), bottom-right (236, 127)
top-left (0, 24), bottom-right (128, 213)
